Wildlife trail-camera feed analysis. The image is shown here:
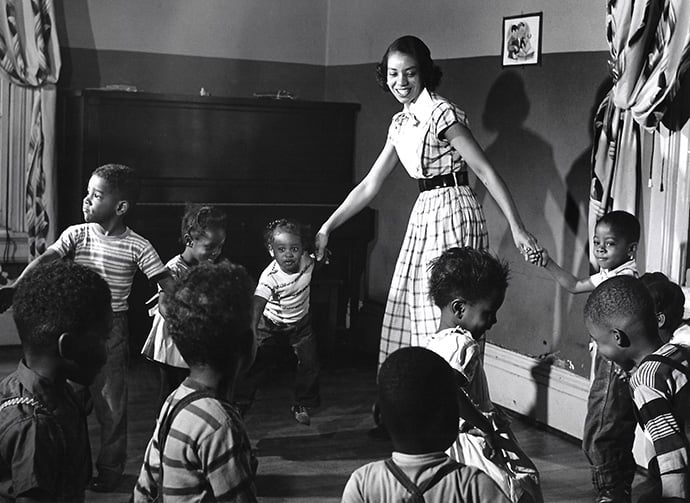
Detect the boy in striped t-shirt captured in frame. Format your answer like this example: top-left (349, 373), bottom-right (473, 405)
top-left (585, 276), bottom-right (690, 503)
top-left (0, 164), bottom-right (173, 493)
top-left (134, 262), bottom-right (258, 503)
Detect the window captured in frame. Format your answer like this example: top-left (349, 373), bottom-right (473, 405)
top-left (0, 76), bottom-right (32, 264)
top-left (645, 121), bottom-right (690, 285)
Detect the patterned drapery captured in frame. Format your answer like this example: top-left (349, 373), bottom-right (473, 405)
top-left (0, 0), bottom-right (60, 258)
top-left (588, 0), bottom-right (690, 266)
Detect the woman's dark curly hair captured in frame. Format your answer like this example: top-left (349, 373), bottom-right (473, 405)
top-left (263, 218), bottom-right (314, 253)
top-left (428, 247), bottom-right (509, 308)
top-left (12, 260), bottom-right (112, 351)
top-left (165, 262), bottom-right (254, 369)
top-left (180, 204), bottom-right (227, 241)
top-left (375, 35), bottom-right (443, 92)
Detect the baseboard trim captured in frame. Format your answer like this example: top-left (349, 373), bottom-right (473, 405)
top-left (484, 342), bottom-right (650, 467)
top-left (484, 342), bottom-right (590, 440)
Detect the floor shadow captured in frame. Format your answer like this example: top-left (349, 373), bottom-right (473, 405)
top-left (255, 428), bottom-right (392, 462)
top-left (256, 473), bottom-right (350, 498)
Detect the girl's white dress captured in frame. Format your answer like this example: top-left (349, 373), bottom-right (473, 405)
top-left (426, 326), bottom-right (543, 503)
top-left (140, 255), bottom-right (190, 369)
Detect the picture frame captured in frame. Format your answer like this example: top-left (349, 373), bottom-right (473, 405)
top-left (502, 12), bottom-right (542, 67)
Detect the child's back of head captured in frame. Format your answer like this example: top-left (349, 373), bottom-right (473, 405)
top-left (428, 247), bottom-right (510, 338)
top-left (378, 347), bottom-right (459, 454)
top-left (428, 247), bottom-right (509, 308)
top-left (12, 260), bottom-right (112, 384)
top-left (164, 262), bottom-right (255, 373)
top-left (640, 272), bottom-right (685, 342)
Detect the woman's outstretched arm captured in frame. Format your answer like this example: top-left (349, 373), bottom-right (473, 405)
top-left (445, 122), bottom-right (539, 253)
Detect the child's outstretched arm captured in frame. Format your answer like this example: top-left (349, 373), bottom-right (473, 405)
top-left (0, 249), bottom-right (61, 312)
top-left (539, 248), bottom-right (594, 294)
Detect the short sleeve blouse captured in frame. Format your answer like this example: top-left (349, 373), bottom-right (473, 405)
top-left (387, 90), bottom-right (470, 179)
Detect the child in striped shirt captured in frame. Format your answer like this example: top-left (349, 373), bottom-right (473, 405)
top-left (584, 276), bottom-right (690, 503)
top-left (0, 164), bottom-right (174, 493)
top-left (134, 262), bottom-right (258, 503)
top-left (235, 218), bottom-right (321, 425)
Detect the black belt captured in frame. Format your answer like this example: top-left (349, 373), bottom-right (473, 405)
top-left (418, 171), bottom-right (468, 192)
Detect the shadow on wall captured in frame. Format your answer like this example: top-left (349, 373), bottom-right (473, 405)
top-left (53, 0), bottom-right (101, 89)
top-left (475, 70), bottom-right (602, 422)
top-left (476, 70), bottom-right (563, 351)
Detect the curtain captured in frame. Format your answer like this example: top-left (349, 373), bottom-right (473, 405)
top-left (588, 0), bottom-right (690, 267)
top-left (0, 0), bottom-right (60, 258)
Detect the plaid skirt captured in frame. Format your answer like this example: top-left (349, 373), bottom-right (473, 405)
top-left (378, 185), bottom-right (488, 367)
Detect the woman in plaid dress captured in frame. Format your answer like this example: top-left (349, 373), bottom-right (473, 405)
top-left (316, 35), bottom-right (538, 367)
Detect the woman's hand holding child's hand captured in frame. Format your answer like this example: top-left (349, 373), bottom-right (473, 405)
top-left (315, 230), bottom-right (329, 262)
top-left (525, 247), bottom-right (550, 268)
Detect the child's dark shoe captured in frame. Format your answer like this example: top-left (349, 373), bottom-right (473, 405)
top-left (89, 472), bottom-right (122, 493)
top-left (291, 405), bottom-right (311, 425)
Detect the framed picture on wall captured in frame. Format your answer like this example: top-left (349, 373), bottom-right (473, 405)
top-left (502, 12), bottom-right (542, 67)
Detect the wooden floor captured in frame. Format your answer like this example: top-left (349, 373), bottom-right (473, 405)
top-left (0, 346), bottom-right (654, 502)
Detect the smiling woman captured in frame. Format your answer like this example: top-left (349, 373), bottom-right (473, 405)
top-left (315, 35), bottom-right (539, 371)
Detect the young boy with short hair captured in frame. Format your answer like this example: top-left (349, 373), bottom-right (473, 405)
top-left (531, 210), bottom-right (641, 502)
top-left (133, 262), bottom-right (258, 503)
top-left (341, 347), bottom-right (510, 503)
top-left (584, 275), bottom-right (690, 503)
top-left (0, 260), bottom-right (112, 502)
top-left (0, 164), bottom-right (173, 492)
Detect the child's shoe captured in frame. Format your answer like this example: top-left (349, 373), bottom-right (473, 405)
top-left (595, 486), bottom-right (631, 503)
top-left (291, 405), bottom-right (311, 425)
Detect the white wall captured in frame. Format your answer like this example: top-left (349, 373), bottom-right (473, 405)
top-left (58, 1), bottom-right (607, 66)
top-left (60, 0), bottom-right (328, 65)
top-left (326, 0), bottom-right (608, 64)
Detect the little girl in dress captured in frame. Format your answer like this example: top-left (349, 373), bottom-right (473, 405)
top-left (141, 204), bottom-right (227, 405)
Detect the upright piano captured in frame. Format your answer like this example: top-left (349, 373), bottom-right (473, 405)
top-left (57, 90), bottom-right (375, 357)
